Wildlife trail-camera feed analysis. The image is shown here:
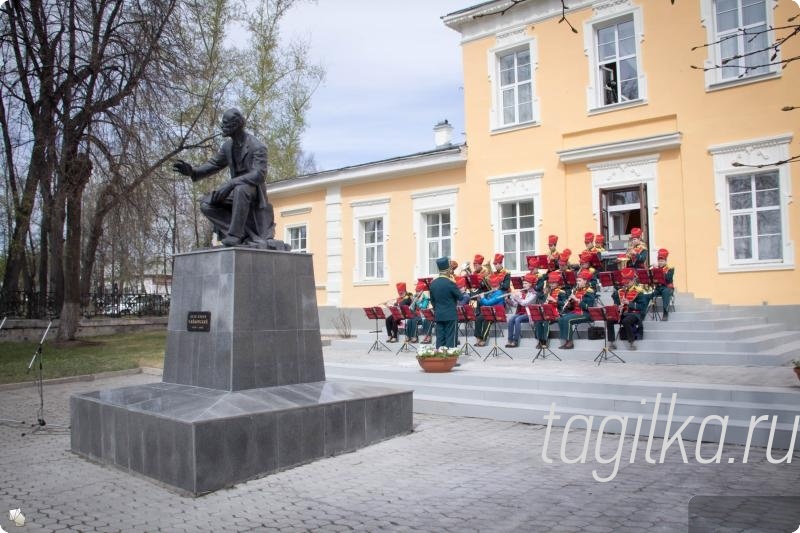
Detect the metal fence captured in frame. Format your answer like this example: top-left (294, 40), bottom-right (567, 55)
top-left (0, 291), bottom-right (170, 320)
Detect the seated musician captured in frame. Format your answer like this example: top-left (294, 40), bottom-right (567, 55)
top-left (557, 249), bottom-right (575, 291)
top-left (651, 248), bottom-right (675, 321)
top-left (534, 271), bottom-right (567, 349)
top-left (546, 235), bottom-right (560, 271)
top-left (594, 234), bottom-right (606, 253)
top-left (557, 270), bottom-right (596, 349)
top-left (386, 283), bottom-right (412, 343)
top-left (471, 254), bottom-right (490, 280)
top-left (583, 232), bottom-right (596, 253)
top-left (607, 267), bottom-right (647, 350)
top-left (406, 280), bottom-right (432, 344)
top-left (455, 276), bottom-right (471, 306)
top-left (473, 255), bottom-right (510, 346)
top-left (627, 227), bottom-right (648, 268)
top-left (525, 255), bottom-right (540, 288)
top-left (506, 275), bottom-right (537, 348)
top-left (577, 251), bottom-right (599, 292)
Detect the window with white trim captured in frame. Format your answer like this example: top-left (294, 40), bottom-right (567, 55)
top-left (499, 201), bottom-right (535, 271)
top-left (499, 47), bottom-right (533, 126)
top-left (727, 172), bottom-right (782, 262)
top-left (424, 211), bottom-right (451, 275)
top-left (488, 31), bottom-right (539, 130)
top-left (583, 2), bottom-right (646, 112)
top-left (713, 0), bottom-right (772, 81)
top-left (710, 134), bottom-right (794, 272)
top-left (361, 218), bottom-right (384, 279)
top-left (286, 225), bottom-right (307, 253)
top-left (596, 17), bottom-right (638, 105)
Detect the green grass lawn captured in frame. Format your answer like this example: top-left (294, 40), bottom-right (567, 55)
top-left (0, 330), bottom-right (167, 385)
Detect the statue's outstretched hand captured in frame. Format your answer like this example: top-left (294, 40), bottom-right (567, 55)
top-left (172, 159), bottom-right (194, 178)
top-left (211, 181), bottom-right (235, 204)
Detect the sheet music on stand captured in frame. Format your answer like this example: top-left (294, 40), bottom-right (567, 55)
top-left (479, 305), bottom-right (512, 361)
top-left (525, 305), bottom-right (561, 363)
top-left (587, 306), bottom-right (625, 365)
top-left (363, 307), bottom-right (391, 354)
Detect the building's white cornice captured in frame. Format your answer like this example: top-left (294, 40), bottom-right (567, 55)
top-left (442, 0), bottom-right (594, 44)
top-left (269, 145), bottom-right (467, 198)
top-left (557, 132), bottom-right (682, 164)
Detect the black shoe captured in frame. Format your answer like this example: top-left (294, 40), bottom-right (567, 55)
top-left (662, 313), bottom-right (669, 321)
top-left (628, 342), bottom-right (637, 351)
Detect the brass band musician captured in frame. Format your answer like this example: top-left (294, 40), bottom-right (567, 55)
top-left (651, 248), bottom-right (675, 321)
top-left (607, 267), bottom-right (647, 350)
top-left (385, 283), bottom-right (412, 343)
top-left (557, 270), bottom-right (596, 349)
top-left (627, 227), bottom-right (648, 268)
top-left (533, 271), bottom-right (567, 349)
top-left (546, 235), bottom-right (560, 271)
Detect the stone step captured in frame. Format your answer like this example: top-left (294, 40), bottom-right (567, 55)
top-left (328, 338), bottom-right (794, 366)
top-left (641, 316), bottom-right (766, 330)
top-left (594, 324), bottom-right (773, 341)
top-left (326, 365), bottom-right (800, 449)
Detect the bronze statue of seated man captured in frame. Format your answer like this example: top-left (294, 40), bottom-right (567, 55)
top-left (173, 108), bottom-right (288, 250)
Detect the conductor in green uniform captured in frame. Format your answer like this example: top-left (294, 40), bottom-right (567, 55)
top-left (428, 256), bottom-right (462, 348)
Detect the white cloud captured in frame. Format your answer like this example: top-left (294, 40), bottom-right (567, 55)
top-left (281, 0), bottom-right (466, 171)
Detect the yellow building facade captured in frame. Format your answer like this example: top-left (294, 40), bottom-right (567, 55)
top-left (270, 0), bottom-right (799, 309)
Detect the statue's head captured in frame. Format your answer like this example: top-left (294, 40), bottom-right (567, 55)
top-left (220, 108), bottom-right (245, 137)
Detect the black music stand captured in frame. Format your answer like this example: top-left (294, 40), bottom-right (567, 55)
top-left (648, 268), bottom-right (668, 320)
top-left (457, 305), bottom-right (479, 357)
top-left (481, 305), bottom-right (512, 361)
top-left (526, 305), bottom-right (561, 363)
top-left (588, 306), bottom-right (625, 366)
top-left (396, 305), bottom-right (419, 354)
top-left (23, 321), bottom-right (69, 436)
top-left (363, 307), bottom-right (391, 354)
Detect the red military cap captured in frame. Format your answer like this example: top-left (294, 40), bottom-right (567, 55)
top-left (523, 273), bottom-right (538, 285)
top-left (579, 270), bottom-right (594, 281)
top-left (658, 248), bottom-right (669, 260)
top-left (579, 251), bottom-right (593, 263)
top-left (595, 234), bottom-right (605, 245)
top-left (396, 282), bottom-right (407, 294)
top-left (548, 235), bottom-right (558, 246)
top-left (621, 267), bottom-right (636, 280)
top-left (548, 271), bottom-right (562, 284)
top-left (473, 254), bottom-right (484, 265)
top-left (455, 276), bottom-right (467, 289)
top-left (493, 253), bottom-right (504, 265)
top-left (584, 232), bottom-right (595, 242)
top-left (526, 255), bottom-right (538, 270)
top-left (415, 280), bottom-right (427, 292)
top-left (631, 227), bottom-right (643, 239)
top-left (559, 249), bottom-right (571, 263)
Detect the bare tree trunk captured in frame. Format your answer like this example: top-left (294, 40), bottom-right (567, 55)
top-left (58, 154), bottom-right (91, 341)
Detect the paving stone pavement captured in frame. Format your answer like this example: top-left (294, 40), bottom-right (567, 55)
top-left (1, 373), bottom-right (799, 532)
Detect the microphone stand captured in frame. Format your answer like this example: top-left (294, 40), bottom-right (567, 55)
top-left (22, 320), bottom-right (69, 436)
top-left (0, 317), bottom-right (26, 427)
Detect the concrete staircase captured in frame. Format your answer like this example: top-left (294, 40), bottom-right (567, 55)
top-left (325, 363), bottom-right (800, 449)
top-left (324, 294), bottom-right (800, 450)
top-left (329, 293), bottom-right (800, 367)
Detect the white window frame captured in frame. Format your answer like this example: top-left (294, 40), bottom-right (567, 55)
top-left (423, 211), bottom-right (452, 276)
top-left (285, 223), bottom-right (308, 253)
top-left (498, 200), bottom-right (536, 272)
top-left (487, 27), bottom-right (540, 132)
top-left (488, 171), bottom-right (543, 274)
top-left (699, 0), bottom-right (780, 91)
top-left (412, 188), bottom-right (458, 280)
top-left (583, 0), bottom-right (647, 113)
top-left (710, 133), bottom-right (794, 272)
top-left (351, 198), bottom-right (390, 284)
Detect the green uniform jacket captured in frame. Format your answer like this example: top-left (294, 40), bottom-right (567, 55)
top-left (429, 275), bottom-right (462, 322)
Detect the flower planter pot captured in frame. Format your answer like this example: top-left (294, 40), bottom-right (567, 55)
top-left (416, 356), bottom-right (458, 373)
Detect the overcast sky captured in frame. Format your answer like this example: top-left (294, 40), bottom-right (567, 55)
top-left (280, 1), bottom-right (468, 171)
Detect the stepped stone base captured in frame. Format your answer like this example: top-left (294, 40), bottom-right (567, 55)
top-left (71, 248), bottom-right (413, 495)
top-left (71, 380), bottom-right (412, 495)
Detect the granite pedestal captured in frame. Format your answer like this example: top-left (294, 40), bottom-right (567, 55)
top-left (71, 248), bottom-right (412, 495)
